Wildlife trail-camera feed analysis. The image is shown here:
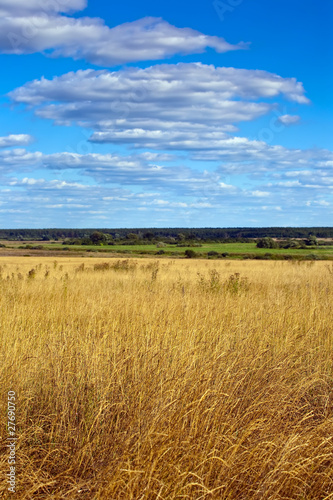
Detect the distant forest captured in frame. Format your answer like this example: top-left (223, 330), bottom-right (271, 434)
top-left (0, 227), bottom-right (333, 241)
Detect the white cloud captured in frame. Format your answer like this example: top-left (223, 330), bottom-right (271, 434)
top-left (0, 0), bottom-right (87, 16)
top-left (275, 181), bottom-right (302, 187)
top-left (1, 141), bottom-right (332, 195)
top-left (9, 177), bottom-right (89, 189)
top-left (0, 134), bottom-right (34, 148)
top-left (0, 3), bottom-right (244, 66)
top-left (261, 205), bottom-right (282, 211)
top-left (219, 182), bottom-right (235, 190)
top-left (277, 114), bottom-right (300, 125)
top-left (10, 64), bottom-right (309, 108)
top-left (251, 190), bottom-right (270, 197)
top-left (195, 140), bottom-right (333, 168)
top-left (9, 63), bottom-right (309, 154)
top-left (315, 200), bottom-right (330, 206)
top-left (0, 148), bottom-right (240, 198)
top-left (0, 148), bottom-right (42, 169)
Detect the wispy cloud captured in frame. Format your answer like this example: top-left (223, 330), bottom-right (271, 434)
top-left (0, 145), bottom-right (332, 195)
top-left (277, 114), bottom-right (300, 125)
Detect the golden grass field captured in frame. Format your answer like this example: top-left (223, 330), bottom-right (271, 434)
top-left (1, 257), bottom-right (333, 499)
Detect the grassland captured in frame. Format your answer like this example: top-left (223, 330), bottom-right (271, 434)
top-left (2, 240), bottom-right (333, 259)
top-left (1, 257), bottom-right (333, 499)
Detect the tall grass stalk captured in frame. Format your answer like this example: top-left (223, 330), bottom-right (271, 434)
top-left (0, 257), bottom-right (332, 499)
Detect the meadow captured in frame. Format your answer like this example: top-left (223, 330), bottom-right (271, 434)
top-left (2, 241), bottom-right (333, 259)
top-left (0, 257), bottom-right (333, 499)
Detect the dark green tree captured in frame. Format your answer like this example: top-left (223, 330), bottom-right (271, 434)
top-left (90, 231), bottom-right (107, 245)
top-left (305, 235), bottom-right (318, 246)
top-left (256, 237), bottom-right (278, 249)
top-left (185, 249), bottom-right (196, 258)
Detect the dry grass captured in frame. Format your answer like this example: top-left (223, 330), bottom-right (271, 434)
top-left (0, 257), bottom-right (333, 499)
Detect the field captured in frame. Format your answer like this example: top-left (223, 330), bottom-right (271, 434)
top-left (2, 241), bottom-right (333, 259)
top-left (1, 257), bottom-right (333, 499)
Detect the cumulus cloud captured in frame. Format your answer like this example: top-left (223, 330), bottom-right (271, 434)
top-left (0, 0), bottom-right (87, 16)
top-left (10, 63), bottom-right (309, 108)
top-left (0, 1), bottom-right (244, 66)
top-left (0, 134), bottom-right (34, 148)
top-left (277, 114), bottom-right (300, 125)
top-left (9, 63), bottom-right (309, 153)
top-left (0, 148), bottom-right (42, 169)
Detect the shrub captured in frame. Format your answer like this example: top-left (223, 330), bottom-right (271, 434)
top-left (197, 270), bottom-right (250, 294)
top-left (111, 260), bottom-right (137, 272)
top-left (305, 254), bottom-right (319, 260)
top-left (27, 268), bottom-right (36, 279)
top-left (226, 273), bottom-right (250, 293)
top-left (305, 235), bottom-right (318, 246)
top-left (75, 263), bottom-right (85, 273)
top-left (256, 237), bottom-right (278, 249)
top-left (197, 269), bottom-right (222, 292)
top-left (280, 239), bottom-right (302, 249)
top-left (185, 249), bottom-right (196, 259)
top-left (243, 253), bottom-right (256, 260)
top-left (94, 262), bottom-right (110, 271)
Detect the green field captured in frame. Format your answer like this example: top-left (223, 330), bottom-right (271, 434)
top-left (3, 240), bottom-right (333, 259)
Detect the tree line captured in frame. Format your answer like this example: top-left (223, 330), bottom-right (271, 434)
top-left (0, 227), bottom-right (332, 242)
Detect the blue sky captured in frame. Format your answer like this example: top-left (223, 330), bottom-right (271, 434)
top-left (0, 0), bottom-right (332, 228)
